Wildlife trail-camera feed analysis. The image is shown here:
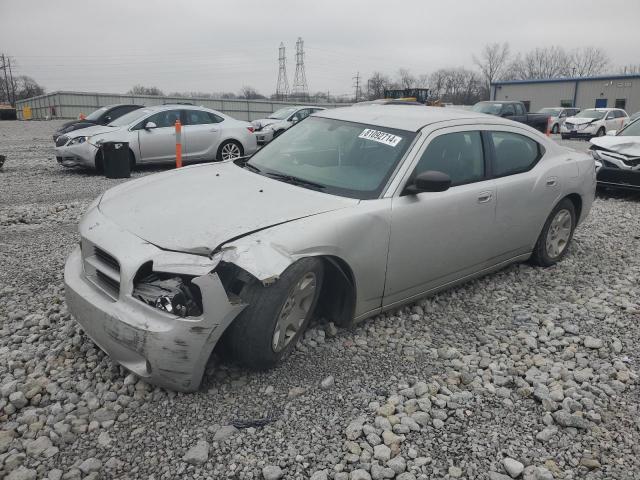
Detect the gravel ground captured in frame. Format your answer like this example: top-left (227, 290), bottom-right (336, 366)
top-left (1, 120), bottom-right (639, 480)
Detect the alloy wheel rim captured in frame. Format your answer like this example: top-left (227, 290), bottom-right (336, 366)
top-left (272, 272), bottom-right (317, 353)
top-left (221, 143), bottom-right (241, 160)
top-left (545, 209), bottom-right (572, 258)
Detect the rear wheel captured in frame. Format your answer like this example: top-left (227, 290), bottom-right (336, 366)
top-left (217, 140), bottom-right (243, 161)
top-left (223, 258), bottom-right (324, 369)
top-left (530, 198), bottom-right (576, 267)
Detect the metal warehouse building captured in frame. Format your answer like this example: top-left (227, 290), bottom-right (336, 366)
top-left (14, 91), bottom-right (346, 121)
top-left (491, 74), bottom-right (640, 114)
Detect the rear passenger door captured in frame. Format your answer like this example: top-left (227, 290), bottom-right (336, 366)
top-left (182, 110), bottom-right (223, 161)
top-left (488, 129), bottom-right (560, 260)
top-left (384, 128), bottom-right (497, 307)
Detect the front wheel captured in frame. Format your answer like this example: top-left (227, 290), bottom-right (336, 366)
top-left (595, 127), bottom-right (605, 137)
top-left (223, 258), bottom-right (324, 369)
top-left (530, 198), bottom-right (576, 267)
top-left (216, 140), bottom-right (244, 161)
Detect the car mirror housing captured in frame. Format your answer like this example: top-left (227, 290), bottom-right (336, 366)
top-left (405, 171), bottom-right (452, 194)
top-left (144, 121), bottom-right (157, 130)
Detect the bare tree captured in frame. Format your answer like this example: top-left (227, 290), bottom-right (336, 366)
top-left (568, 47), bottom-right (610, 77)
top-left (504, 46), bottom-right (571, 80)
top-left (127, 85), bottom-right (164, 96)
top-left (366, 71), bottom-right (390, 100)
top-left (0, 75), bottom-right (45, 103)
top-left (238, 86), bottom-right (266, 100)
top-left (473, 42), bottom-right (510, 93)
top-left (429, 68), bottom-right (483, 105)
top-left (397, 68), bottom-right (416, 90)
top-left (619, 64), bottom-right (640, 74)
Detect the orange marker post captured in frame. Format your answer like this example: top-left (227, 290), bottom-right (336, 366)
top-left (545, 116), bottom-right (552, 137)
top-left (175, 119), bottom-right (182, 168)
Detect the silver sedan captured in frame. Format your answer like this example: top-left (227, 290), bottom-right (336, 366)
top-left (55, 104), bottom-right (257, 170)
top-left (64, 105), bottom-right (596, 391)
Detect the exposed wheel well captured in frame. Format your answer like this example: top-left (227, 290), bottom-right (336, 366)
top-left (314, 256), bottom-right (357, 327)
top-left (565, 193), bottom-right (582, 222)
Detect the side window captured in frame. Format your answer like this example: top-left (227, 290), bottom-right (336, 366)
top-left (207, 112), bottom-right (224, 123)
top-left (184, 110), bottom-right (213, 125)
top-left (605, 111), bottom-right (615, 120)
top-left (291, 109), bottom-right (310, 122)
top-left (503, 104), bottom-right (516, 116)
top-left (412, 131), bottom-right (485, 187)
top-left (490, 131), bottom-right (543, 177)
top-left (516, 103), bottom-right (527, 115)
top-left (134, 110), bottom-right (181, 129)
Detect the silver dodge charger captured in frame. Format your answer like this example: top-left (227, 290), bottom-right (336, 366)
top-left (64, 105), bottom-right (596, 391)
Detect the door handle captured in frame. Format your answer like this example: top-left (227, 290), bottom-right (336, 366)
top-left (477, 191), bottom-right (493, 203)
top-left (546, 177), bottom-right (558, 186)
top-left (210, 128), bottom-right (219, 133)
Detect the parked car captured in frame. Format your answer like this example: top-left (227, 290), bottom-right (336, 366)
top-left (537, 107), bottom-right (580, 134)
top-left (64, 105), bottom-right (595, 391)
top-left (561, 108), bottom-right (629, 139)
top-left (472, 101), bottom-right (550, 132)
top-left (55, 105), bottom-right (257, 171)
top-left (53, 104), bottom-right (143, 144)
top-left (251, 105), bottom-right (326, 144)
top-left (591, 117), bottom-right (640, 190)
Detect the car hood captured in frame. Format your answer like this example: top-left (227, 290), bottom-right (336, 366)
top-left (98, 161), bottom-right (358, 254)
top-left (67, 124), bottom-right (120, 139)
top-left (591, 136), bottom-right (640, 156)
top-left (57, 120), bottom-right (97, 132)
top-left (252, 118), bottom-right (281, 129)
top-left (566, 117), bottom-right (600, 125)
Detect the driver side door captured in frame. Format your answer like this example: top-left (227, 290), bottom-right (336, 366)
top-left (135, 109), bottom-right (182, 163)
top-left (383, 128), bottom-right (496, 307)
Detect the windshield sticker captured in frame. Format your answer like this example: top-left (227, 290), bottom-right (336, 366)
top-left (359, 129), bottom-right (402, 147)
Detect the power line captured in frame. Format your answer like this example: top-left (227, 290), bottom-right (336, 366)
top-left (353, 72), bottom-right (361, 102)
top-left (276, 42), bottom-right (289, 101)
top-left (291, 37), bottom-right (309, 99)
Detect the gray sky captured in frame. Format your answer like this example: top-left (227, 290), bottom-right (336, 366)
top-left (1, 0), bottom-right (638, 97)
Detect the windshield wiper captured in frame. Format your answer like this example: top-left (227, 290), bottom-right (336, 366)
top-left (266, 173), bottom-right (326, 190)
top-left (243, 162), bottom-right (261, 173)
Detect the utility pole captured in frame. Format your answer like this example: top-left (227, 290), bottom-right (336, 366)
top-left (1, 55), bottom-right (11, 105)
top-left (7, 57), bottom-right (16, 105)
top-left (353, 72), bottom-right (361, 103)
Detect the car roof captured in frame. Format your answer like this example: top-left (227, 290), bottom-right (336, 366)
top-left (314, 105), bottom-right (492, 132)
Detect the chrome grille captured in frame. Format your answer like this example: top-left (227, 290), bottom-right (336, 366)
top-left (81, 239), bottom-right (121, 300)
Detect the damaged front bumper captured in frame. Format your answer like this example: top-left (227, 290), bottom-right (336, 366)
top-left (64, 208), bottom-right (246, 391)
top-left (55, 142), bottom-right (98, 169)
top-left (593, 148), bottom-right (640, 190)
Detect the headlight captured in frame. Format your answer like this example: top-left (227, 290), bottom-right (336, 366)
top-left (68, 136), bottom-right (88, 145)
top-left (133, 272), bottom-right (203, 318)
top-left (578, 123), bottom-right (594, 131)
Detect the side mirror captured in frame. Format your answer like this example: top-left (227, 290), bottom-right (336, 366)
top-left (103, 116), bottom-right (112, 123)
top-left (606, 130), bottom-right (617, 136)
top-left (405, 171), bottom-right (452, 194)
top-left (144, 121), bottom-right (157, 130)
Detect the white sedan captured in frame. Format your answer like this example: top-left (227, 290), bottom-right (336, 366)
top-left (55, 105), bottom-right (258, 171)
top-left (251, 105), bottom-right (326, 144)
top-left (561, 108), bottom-right (629, 140)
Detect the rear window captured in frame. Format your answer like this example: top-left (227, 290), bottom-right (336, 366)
top-left (490, 131), bottom-right (544, 177)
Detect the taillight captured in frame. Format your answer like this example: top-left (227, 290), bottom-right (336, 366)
top-left (247, 126), bottom-right (255, 133)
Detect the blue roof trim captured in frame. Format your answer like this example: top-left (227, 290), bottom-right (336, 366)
top-left (492, 74), bottom-right (640, 86)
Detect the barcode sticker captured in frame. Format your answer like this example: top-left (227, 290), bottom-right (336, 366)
top-left (358, 129), bottom-right (402, 147)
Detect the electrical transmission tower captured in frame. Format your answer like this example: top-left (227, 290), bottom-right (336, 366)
top-left (353, 72), bottom-right (361, 103)
top-left (291, 37), bottom-right (309, 100)
top-left (275, 42), bottom-right (289, 101)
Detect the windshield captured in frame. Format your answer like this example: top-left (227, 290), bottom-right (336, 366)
top-left (618, 118), bottom-right (640, 137)
top-left (538, 108), bottom-right (562, 116)
top-left (245, 117), bottom-right (416, 199)
top-left (108, 108), bottom-right (153, 127)
top-left (268, 107), bottom-right (298, 120)
top-left (472, 102), bottom-right (502, 115)
top-left (576, 110), bottom-right (605, 120)
top-left (85, 106), bottom-right (109, 121)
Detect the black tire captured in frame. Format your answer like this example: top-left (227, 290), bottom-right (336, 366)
top-left (595, 127), bottom-right (605, 137)
top-left (129, 149), bottom-right (137, 171)
top-left (216, 140), bottom-right (244, 161)
top-left (223, 258), bottom-right (324, 369)
top-left (552, 124), bottom-right (559, 134)
top-left (530, 198), bottom-right (576, 267)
